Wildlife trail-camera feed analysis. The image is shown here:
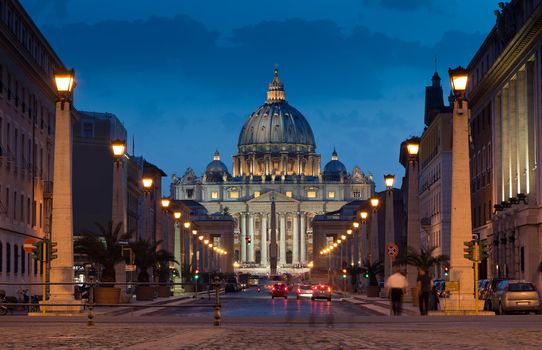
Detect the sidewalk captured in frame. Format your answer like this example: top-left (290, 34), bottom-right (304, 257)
top-left (342, 292), bottom-right (420, 316)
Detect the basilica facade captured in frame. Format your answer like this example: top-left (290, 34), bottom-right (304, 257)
top-left (171, 69), bottom-right (374, 267)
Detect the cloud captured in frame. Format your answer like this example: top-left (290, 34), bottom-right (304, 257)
top-left (363, 0), bottom-right (439, 11)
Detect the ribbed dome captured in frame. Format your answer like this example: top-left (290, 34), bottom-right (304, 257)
top-left (237, 69), bottom-right (316, 149)
top-left (204, 150), bottom-right (229, 182)
top-left (323, 149), bottom-right (347, 181)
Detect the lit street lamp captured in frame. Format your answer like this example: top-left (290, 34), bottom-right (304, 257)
top-left (368, 197), bottom-right (379, 264)
top-left (359, 211), bottom-right (368, 266)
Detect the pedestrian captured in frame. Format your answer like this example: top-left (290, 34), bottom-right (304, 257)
top-left (430, 285), bottom-right (440, 311)
top-left (385, 268), bottom-right (408, 316)
top-left (417, 269), bottom-right (432, 315)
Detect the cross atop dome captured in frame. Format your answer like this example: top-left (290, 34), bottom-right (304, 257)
top-left (266, 67), bottom-right (286, 103)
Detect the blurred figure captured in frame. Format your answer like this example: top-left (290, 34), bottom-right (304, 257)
top-left (385, 268), bottom-right (408, 316)
top-left (417, 269), bottom-right (432, 315)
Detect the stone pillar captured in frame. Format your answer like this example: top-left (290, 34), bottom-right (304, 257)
top-left (300, 213), bottom-right (307, 263)
top-left (279, 213), bottom-right (286, 265)
top-left (261, 214), bottom-right (268, 266)
top-left (112, 159), bottom-right (128, 299)
top-left (173, 222), bottom-right (183, 294)
top-left (293, 212), bottom-right (299, 264)
top-left (49, 100), bottom-right (78, 310)
top-left (406, 157), bottom-right (421, 299)
top-left (448, 98), bottom-right (475, 310)
top-left (240, 213), bottom-right (247, 262)
top-left (384, 189), bottom-right (395, 280)
top-left (248, 213), bottom-right (255, 262)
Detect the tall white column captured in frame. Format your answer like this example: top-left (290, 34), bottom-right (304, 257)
top-left (248, 213), bottom-right (255, 262)
top-left (300, 213), bottom-right (306, 263)
top-left (261, 214), bottom-right (268, 266)
top-left (240, 213), bottom-right (247, 262)
top-left (173, 222), bottom-right (183, 294)
top-left (384, 189), bottom-right (395, 280)
top-left (293, 212), bottom-right (299, 264)
top-left (406, 158), bottom-right (421, 297)
top-left (279, 213), bottom-right (286, 265)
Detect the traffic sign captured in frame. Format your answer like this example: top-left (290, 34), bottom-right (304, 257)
top-left (386, 243), bottom-right (399, 257)
top-left (23, 238), bottom-right (39, 253)
top-left (117, 239), bottom-right (129, 246)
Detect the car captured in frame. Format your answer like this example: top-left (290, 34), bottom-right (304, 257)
top-left (238, 273), bottom-right (250, 289)
top-left (271, 283), bottom-right (289, 299)
top-left (248, 275), bottom-right (260, 286)
top-left (489, 280), bottom-right (541, 315)
top-left (311, 284), bottom-right (332, 301)
top-left (225, 276), bottom-right (241, 292)
top-left (296, 284), bottom-right (313, 299)
top-left (483, 278), bottom-right (508, 310)
top-left (478, 279), bottom-right (490, 299)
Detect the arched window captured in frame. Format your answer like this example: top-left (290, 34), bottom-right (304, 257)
top-left (14, 244), bottom-right (19, 274)
top-left (255, 250), bottom-right (261, 264)
top-left (21, 246), bottom-right (25, 274)
top-left (286, 250), bottom-right (293, 264)
top-left (6, 243), bottom-right (11, 273)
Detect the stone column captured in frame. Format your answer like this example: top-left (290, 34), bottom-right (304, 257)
top-left (384, 189), bottom-right (395, 280)
top-left (279, 213), bottom-right (286, 265)
top-left (173, 222), bottom-right (183, 294)
top-left (49, 99), bottom-right (77, 310)
top-left (240, 213), bottom-right (247, 262)
top-left (112, 159), bottom-right (128, 299)
top-left (261, 214), bottom-right (268, 266)
top-left (300, 213), bottom-right (307, 263)
top-left (293, 212), bottom-right (299, 264)
top-left (406, 156), bottom-right (421, 299)
top-left (248, 213), bottom-right (255, 262)
top-left (448, 98), bottom-right (475, 310)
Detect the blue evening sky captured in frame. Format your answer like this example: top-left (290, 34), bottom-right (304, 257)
top-left (21, 0), bottom-right (497, 192)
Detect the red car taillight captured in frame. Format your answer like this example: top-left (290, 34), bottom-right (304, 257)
top-left (312, 286), bottom-right (317, 290)
top-left (272, 287), bottom-right (276, 291)
top-left (297, 289), bottom-right (301, 293)
top-left (328, 287), bottom-right (331, 292)
top-left (284, 287), bottom-right (288, 291)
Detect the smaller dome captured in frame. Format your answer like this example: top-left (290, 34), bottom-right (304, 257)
top-left (323, 149), bottom-right (347, 181)
top-left (204, 150), bottom-right (229, 182)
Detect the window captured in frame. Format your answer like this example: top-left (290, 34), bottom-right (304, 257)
top-left (353, 190), bottom-right (361, 198)
top-left (211, 191), bottom-right (218, 199)
top-left (6, 242), bottom-right (10, 273)
top-left (285, 191), bottom-right (292, 198)
top-left (253, 191), bottom-right (260, 198)
top-left (14, 244), bottom-right (18, 274)
top-left (13, 190), bottom-right (17, 220)
top-left (20, 194), bottom-right (24, 222)
top-left (186, 189), bottom-right (193, 198)
top-left (81, 121), bottom-right (94, 138)
top-left (229, 191), bottom-right (239, 199)
top-left (33, 256), bottom-right (37, 275)
top-left (0, 241), bottom-right (2, 273)
top-left (328, 191), bottom-right (335, 199)
top-left (307, 191), bottom-right (317, 198)
top-left (21, 246), bottom-right (25, 274)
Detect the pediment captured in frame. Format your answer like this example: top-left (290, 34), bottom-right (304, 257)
top-left (247, 191), bottom-right (299, 203)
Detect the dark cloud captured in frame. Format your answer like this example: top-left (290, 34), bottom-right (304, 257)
top-left (363, 0), bottom-right (438, 11)
top-left (20, 0), bottom-right (69, 22)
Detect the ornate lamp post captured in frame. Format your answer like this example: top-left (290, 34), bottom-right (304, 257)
top-left (183, 221), bottom-right (191, 272)
top-left (368, 197), bottom-right (380, 264)
top-left (405, 137), bottom-right (421, 301)
top-left (448, 66), bottom-right (475, 310)
top-left (384, 174), bottom-right (395, 279)
top-left (49, 69), bottom-right (78, 311)
top-left (359, 211), bottom-right (368, 265)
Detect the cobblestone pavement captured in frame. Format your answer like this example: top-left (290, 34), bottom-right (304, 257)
top-left (2, 317), bottom-right (542, 349)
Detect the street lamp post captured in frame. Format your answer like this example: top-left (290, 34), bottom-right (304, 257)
top-left (172, 211), bottom-right (183, 294)
top-left (405, 138), bottom-right (421, 302)
top-left (359, 211), bottom-right (368, 266)
top-left (368, 197), bottom-right (380, 264)
top-left (183, 221), bottom-right (191, 273)
top-left (448, 66), bottom-right (475, 310)
top-left (384, 174), bottom-right (395, 280)
top-left (49, 69), bottom-right (78, 311)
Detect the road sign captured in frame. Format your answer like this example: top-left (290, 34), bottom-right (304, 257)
top-left (118, 239), bottom-right (129, 246)
top-left (23, 238), bottom-right (39, 253)
top-left (125, 264), bottom-right (136, 272)
top-left (386, 243), bottom-right (399, 257)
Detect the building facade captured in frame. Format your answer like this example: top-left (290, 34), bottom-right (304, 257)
top-left (418, 72), bottom-right (453, 276)
top-left (468, 0), bottom-right (542, 284)
top-left (0, 0), bottom-right (64, 296)
top-left (172, 69), bottom-right (375, 268)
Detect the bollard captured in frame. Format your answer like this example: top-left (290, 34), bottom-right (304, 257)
top-left (213, 276), bottom-right (221, 326)
top-left (87, 279), bottom-right (95, 327)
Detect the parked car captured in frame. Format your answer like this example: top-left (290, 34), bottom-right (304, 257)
top-left (271, 283), bottom-right (289, 299)
top-left (483, 278), bottom-right (508, 310)
top-left (296, 284), bottom-right (313, 299)
top-left (311, 284), bottom-right (332, 302)
top-left (478, 279), bottom-right (490, 299)
top-left (489, 280), bottom-right (541, 315)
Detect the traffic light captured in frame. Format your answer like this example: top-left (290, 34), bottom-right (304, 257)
top-left (479, 241), bottom-right (488, 260)
top-left (245, 235), bottom-right (251, 245)
top-left (364, 272), bottom-right (369, 278)
top-left (47, 240), bottom-right (58, 261)
top-left (463, 240), bottom-right (474, 261)
top-left (443, 266), bottom-right (449, 277)
top-left (194, 269), bottom-right (200, 280)
top-left (342, 268), bottom-right (347, 279)
top-left (32, 241), bottom-right (43, 261)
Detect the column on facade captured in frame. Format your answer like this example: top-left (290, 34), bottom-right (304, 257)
top-left (248, 213), bottom-right (255, 262)
top-left (300, 212), bottom-right (306, 263)
top-left (240, 213), bottom-right (247, 262)
top-left (279, 213), bottom-right (286, 265)
top-left (293, 212), bottom-right (299, 264)
top-left (261, 214), bottom-right (268, 266)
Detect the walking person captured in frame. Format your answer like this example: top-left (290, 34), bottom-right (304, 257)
top-left (417, 269), bottom-right (432, 315)
top-left (385, 268), bottom-right (408, 316)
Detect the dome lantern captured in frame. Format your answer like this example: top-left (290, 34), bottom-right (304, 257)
top-left (266, 68), bottom-right (286, 103)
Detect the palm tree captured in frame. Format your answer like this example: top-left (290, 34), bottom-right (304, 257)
top-left (362, 259), bottom-right (384, 287)
top-left (130, 239), bottom-right (177, 283)
top-left (394, 246), bottom-right (449, 274)
top-left (155, 249), bottom-right (178, 284)
top-left (74, 221), bottom-right (133, 286)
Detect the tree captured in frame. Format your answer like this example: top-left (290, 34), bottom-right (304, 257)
top-left (362, 259), bottom-right (384, 287)
top-left (130, 239), bottom-right (177, 283)
top-left (394, 246), bottom-right (449, 274)
top-left (74, 221), bottom-right (133, 286)
top-left (155, 249), bottom-right (178, 284)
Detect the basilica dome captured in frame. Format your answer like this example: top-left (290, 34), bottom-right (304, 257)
top-left (323, 149), bottom-right (347, 181)
top-left (237, 69), bottom-right (316, 151)
top-left (204, 150), bottom-right (229, 182)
